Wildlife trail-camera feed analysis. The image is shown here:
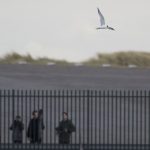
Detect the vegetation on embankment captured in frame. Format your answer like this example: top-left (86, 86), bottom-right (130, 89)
top-left (0, 51), bottom-right (150, 67)
top-left (0, 52), bottom-right (70, 65)
top-left (83, 51), bottom-right (150, 67)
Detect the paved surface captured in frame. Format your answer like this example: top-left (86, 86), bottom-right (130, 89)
top-left (0, 64), bottom-right (150, 90)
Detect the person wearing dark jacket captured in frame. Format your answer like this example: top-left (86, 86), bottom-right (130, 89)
top-left (27, 110), bottom-right (45, 144)
top-left (37, 109), bottom-right (45, 143)
top-left (10, 115), bottom-right (24, 143)
top-left (27, 111), bottom-right (39, 143)
top-left (55, 112), bottom-right (76, 144)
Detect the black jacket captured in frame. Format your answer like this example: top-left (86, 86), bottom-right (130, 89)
top-left (56, 119), bottom-right (76, 144)
top-left (27, 117), bottom-right (45, 142)
top-left (10, 120), bottom-right (24, 143)
top-left (27, 118), bottom-right (39, 141)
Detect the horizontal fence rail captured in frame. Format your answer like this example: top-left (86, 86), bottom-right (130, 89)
top-left (0, 90), bottom-right (150, 150)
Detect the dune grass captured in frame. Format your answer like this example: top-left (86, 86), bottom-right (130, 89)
top-left (83, 51), bottom-right (150, 67)
top-left (0, 51), bottom-right (150, 67)
top-left (0, 52), bottom-right (69, 65)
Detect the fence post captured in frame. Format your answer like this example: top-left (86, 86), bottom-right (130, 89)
top-left (12, 90), bottom-right (15, 123)
top-left (11, 89), bottom-right (15, 149)
top-left (149, 91), bottom-right (150, 148)
top-left (0, 90), bottom-right (1, 144)
top-left (87, 90), bottom-right (90, 146)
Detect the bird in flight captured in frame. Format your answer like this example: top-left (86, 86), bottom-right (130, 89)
top-left (96, 8), bottom-right (115, 31)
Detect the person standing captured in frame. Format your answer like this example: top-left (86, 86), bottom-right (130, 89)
top-left (38, 109), bottom-right (45, 143)
top-left (55, 112), bottom-right (76, 144)
top-left (27, 110), bottom-right (39, 143)
top-left (10, 115), bottom-right (24, 143)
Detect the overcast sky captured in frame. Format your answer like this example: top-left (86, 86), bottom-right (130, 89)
top-left (0, 0), bottom-right (150, 62)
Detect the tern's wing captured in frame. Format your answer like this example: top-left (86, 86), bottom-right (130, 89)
top-left (108, 26), bottom-right (115, 31)
top-left (97, 8), bottom-right (105, 26)
top-left (110, 27), bottom-right (115, 31)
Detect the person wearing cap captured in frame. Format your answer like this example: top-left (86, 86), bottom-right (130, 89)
top-left (10, 115), bottom-right (24, 143)
top-left (55, 112), bottom-right (76, 144)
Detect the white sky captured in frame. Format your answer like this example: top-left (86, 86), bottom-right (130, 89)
top-left (0, 0), bottom-right (150, 62)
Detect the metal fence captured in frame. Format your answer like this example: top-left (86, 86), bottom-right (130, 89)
top-left (0, 90), bottom-right (150, 150)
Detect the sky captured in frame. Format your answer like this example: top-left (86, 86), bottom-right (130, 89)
top-left (0, 0), bottom-right (150, 62)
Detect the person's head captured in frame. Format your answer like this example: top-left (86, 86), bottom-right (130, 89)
top-left (38, 109), bottom-right (43, 116)
top-left (16, 115), bottom-right (21, 121)
top-left (32, 110), bottom-right (38, 118)
top-left (63, 112), bottom-right (68, 120)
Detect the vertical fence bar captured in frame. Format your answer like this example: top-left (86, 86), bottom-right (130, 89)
top-left (87, 90), bottom-right (90, 147)
top-left (0, 90), bottom-right (1, 148)
top-left (21, 90), bottom-right (23, 150)
top-left (107, 90), bottom-right (109, 146)
top-left (66, 90), bottom-right (69, 117)
top-left (50, 90), bottom-right (52, 145)
top-left (136, 91), bottom-right (138, 150)
top-left (79, 90), bottom-right (81, 147)
top-left (39, 90), bottom-right (41, 149)
top-left (33, 90), bottom-right (36, 113)
top-left (99, 90), bottom-right (101, 149)
top-left (95, 90), bottom-right (97, 148)
top-left (16, 90), bottom-right (19, 149)
top-left (58, 90), bottom-right (60, 143)
top-left (140, 90), bottom-right (142, 149)
top-left (89, 91), bottom-right (93, 145)
top-left (17, 90), bottom-right (19, 118)
top-left (54, 90), bottom-right (56, 147)
top-left (144, 90), bottom-right (146, 150)
top-left (29, 90), bottom-right (32, 149)
top-left (70, 90), bottom-right (73, 149)
top-left (4, 90), bottom-right (6, 144)
top-left (131, 91), bottom-right (134, 146)
top-left (46, 90), bottom-right (48, 145)
top-left (4, 90), bottom-right (9, 145)
top-left (103, 90), bottom-right (105, 145)
top-left (136, 91), bottom-right (138, 149)
top-left (62, 90), bottom-right (64, 149)
top-left (58, 90), bottom-right (60, 147)
top-left (120, 90), bottom-right (122, 148)
top-left (124, 91), bottom-right (126, 147)
top-left (28, 90), bottom-right (31, 146)
top-left (149, 90), bottom-right (150, 148)
top-left (83, 90), bottom-right (85, 146)
top-left (12, 90), bottom-right (15, 149)
top-left (37, 90), bottom-right (39, 150)
top-left (25, 90), bottom-right (27, 148)
top-left (37, 90), bottom-right (40, 115)
top-left (115, 90), bottom-right (118, 146)
top-left (8, 90), bottom-right (10, 146)
top-left (41, 90), bottom-right (44, 149)
top-left (0, 90), bottom-right (1, 147)
top-left (8, 90), bottom-right (10, 147)
top-left (33, 90), bottom-right (35, 149)
top-left (66, 90), bottom-right (69, 150)
top-left (128, 90), bottom-right (130, 150)
top-left (75, 90), bottom-right (77, 145)
top-left (111, 90), bottom-right (114, 148)
top-left (128, 91), bottom-right (130, 150)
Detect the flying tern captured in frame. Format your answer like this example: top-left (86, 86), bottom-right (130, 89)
top-left (96, 8), bottom-right (115, 31)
